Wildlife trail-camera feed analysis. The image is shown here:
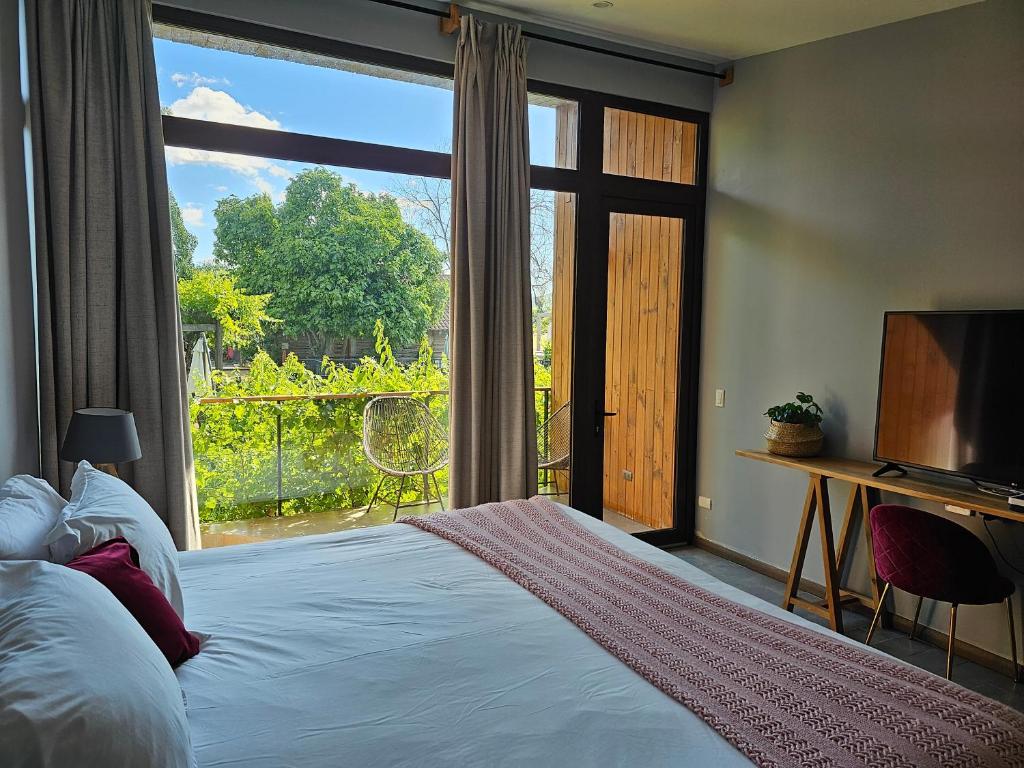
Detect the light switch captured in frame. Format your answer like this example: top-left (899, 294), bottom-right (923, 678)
top-left (714, 389), bottom-right (726, 408)
top-left (698, 495), bottom-right (712, 510)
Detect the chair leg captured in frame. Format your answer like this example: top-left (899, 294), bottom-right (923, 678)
top-left (366, 475), bottom-right (385, 516)
top-left (947, 604), bottom-right (958, 681)
top-left (910, 595), bottom-right (924, 641)
top-left (393, 475), bottom-right (408, 522)
top-left (1007, 596), bottom-right (1020, 684)
top-left (865, 582), bottom-right (890, 646)
top-left (431, 473), bottom-right (445, 512)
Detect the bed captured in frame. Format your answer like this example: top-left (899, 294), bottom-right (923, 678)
top-left (175, 504), bottom-right (877, 768)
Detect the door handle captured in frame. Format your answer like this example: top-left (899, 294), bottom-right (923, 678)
top-left (595, 404), bottom-right (616, 434)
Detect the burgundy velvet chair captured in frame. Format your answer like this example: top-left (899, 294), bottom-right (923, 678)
top-left (865, 504), bottom-right (1018, 682)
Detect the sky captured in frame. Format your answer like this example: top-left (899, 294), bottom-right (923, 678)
top-left (154, 34), bottom-right (560, 265)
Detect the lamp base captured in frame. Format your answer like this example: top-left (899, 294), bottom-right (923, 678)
top-left (95, 463), bottom-right (119, 478)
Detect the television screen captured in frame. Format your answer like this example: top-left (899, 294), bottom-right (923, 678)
top-left (874, 311), bottom-right (1024, 489)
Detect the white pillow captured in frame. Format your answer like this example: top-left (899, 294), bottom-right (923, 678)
top-left (0, 560), bottom-right (195, 768)
top-left (0, 475), bottom-right (67, 560)
top-left (45, 461), bottom-right (185, 619)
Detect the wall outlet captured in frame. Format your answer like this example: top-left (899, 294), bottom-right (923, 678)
top-left (714, 389), bottom-right (726, 408)
top-left (944, 504), bottom-right (973, 517)
top-left (623, 469), bottom-right (633, 481)
top-left (698, 495), bottom-right (713, 510)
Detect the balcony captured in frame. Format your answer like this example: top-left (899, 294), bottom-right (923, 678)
top-left (192, 386), bottom-right (567, 548)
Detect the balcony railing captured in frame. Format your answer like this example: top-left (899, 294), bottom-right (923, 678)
top-left (191, 387), bottom-right (554, 524)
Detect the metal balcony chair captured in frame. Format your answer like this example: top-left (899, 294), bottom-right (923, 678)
top-left (538, 401), bottom-right (570, 495)
top-left (362, 395), bottom-right (449, 521)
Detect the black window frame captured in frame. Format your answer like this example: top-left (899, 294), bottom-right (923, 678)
top-left (152, 3), bottom-right (709, 547)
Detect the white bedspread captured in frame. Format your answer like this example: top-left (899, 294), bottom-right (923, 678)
top-left (176, 506), bottom-right (860, 768)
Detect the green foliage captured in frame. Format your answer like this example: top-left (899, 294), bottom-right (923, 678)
top-left (169, 192), bottom-right (198, 278)
top-left (177, 267), bottom-right (276, 350)
top-left (764, 392), bottom-right (823, 425)
top-left (191, 324), bottom-right (553, 523)
top-left (212, 169), bottom-right (448, 359)
top-left (191, 323), bottom-right (449, 522)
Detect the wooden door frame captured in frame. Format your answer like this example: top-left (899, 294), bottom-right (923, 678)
top-left (571, 196), bottom-right (702, 547)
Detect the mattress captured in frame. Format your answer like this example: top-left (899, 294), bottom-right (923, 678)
top-left (175, 505), bottom-right (866, 768)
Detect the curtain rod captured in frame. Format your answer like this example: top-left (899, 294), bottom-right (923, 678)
top-left (365, 0), bottom-right (729, 81)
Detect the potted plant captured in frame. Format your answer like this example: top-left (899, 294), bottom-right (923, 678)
top-left (763, 392), bottom-right (824, 457)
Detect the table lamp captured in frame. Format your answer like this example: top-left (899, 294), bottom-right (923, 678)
top-left (60, 408), bottom-right (142, 477)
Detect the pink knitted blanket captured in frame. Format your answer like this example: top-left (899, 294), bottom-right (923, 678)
top-left (400, 497), bottom-right (1024, 768)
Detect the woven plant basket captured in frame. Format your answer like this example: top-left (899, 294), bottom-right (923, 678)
top-left (764, 420), bottom-right (824, 458)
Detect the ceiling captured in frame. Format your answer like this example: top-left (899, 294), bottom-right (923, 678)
top-left (460, 0), bottom-right (983, 63)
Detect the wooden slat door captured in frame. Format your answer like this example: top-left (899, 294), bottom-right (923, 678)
top-left (602, 212), bottom-right (684, 530)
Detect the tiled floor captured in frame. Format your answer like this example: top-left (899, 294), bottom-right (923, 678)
top-left (670, 545), bottom-right (1024, 712)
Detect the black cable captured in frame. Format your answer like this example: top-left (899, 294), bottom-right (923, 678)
top-left (970, 477), bottom-right (1024, 498)
top-left (984, 517), bottom-right (1024, 578)
top-left (363, 0), bottom-right (727, 80)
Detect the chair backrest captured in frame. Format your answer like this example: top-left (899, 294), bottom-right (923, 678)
top-left (538, 401), bottom-right (571, 469)
top-left (362, 396), bottom-right (449, 476)
top-left (869, 504), bottom-right (1009, 604)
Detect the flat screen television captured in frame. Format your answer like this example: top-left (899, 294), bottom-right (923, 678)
top-left (874, 310), bottom-right (1024, 490)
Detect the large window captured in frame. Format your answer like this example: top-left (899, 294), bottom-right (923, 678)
top-left (156, 6), bottom-right (709, 549)
top-left (155, 15), bottom-right (578, 548)
top-left (156, 26), bottom-right (454, 151)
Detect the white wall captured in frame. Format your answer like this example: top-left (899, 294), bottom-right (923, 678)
top-left (700, 0), bottom-right (1024, 659)
top-left (0, 0), bottom-right (38, 479)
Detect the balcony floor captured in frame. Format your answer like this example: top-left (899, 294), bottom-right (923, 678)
top-left (199, 487), bottom-right (653, 548)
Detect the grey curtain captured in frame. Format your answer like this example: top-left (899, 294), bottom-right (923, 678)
top-left (449, 16), bottom-right (536, 508)
top-left (26, 0), bottom-right (200, 550)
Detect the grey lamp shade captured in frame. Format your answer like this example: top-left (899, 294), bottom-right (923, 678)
top-left (60, 408), bottom-right (142, 465)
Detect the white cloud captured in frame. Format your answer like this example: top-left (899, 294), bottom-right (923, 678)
top-left (165, 146), bottom-right (291, 198)
top-left (166, 87), bottom-right (280, 130)
top-left (180, 204), bottom-right (205, 227)
top-left (165, 88), bottom-right (292, 199)
top-left (166, 145), bottom-right (275, 175)
top-left (171, 72), bottom-right (231, 89)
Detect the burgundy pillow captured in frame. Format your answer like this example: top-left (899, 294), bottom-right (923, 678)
top-left (66, 537), bottom-right (200, 668)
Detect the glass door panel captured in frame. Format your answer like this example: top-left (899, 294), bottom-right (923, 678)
top-left (601, 211), bottom-right (684, 533)
top-left (533, 190), bottom-right (576, 503)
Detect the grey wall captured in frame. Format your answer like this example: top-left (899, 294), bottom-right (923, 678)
top-left (700, 0), bottom-right (1024, 660)
top-left (0, 0), bottom-right (38, 479)
top-left (160, 0), bottom-right (716, 112)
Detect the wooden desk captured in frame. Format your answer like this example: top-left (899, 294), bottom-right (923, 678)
top-left (736, 450), bottom-right (1024, 634)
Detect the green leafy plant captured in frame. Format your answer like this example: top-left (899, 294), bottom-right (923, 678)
top-left (178, 267), bottom-right (276, 350)
top-left (190, 321), bottom-right (554, 524)
top-left (764, 392), bottom-right (823, 425)
top-left (212, 168), bottom-right (448, 359)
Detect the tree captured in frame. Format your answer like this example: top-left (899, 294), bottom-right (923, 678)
top-left (213, 168), bottom-right (447, 359)
top-left (169, 191), bottom-right (198, 278)
top-left (177, 267), bottom-right (276, 349)
top-left (389, 174), bottom-right (451, 262)
top-left (388, 173), bottom-right (555, 305)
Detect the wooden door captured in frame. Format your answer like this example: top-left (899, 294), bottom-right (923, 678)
top-left (602, 212), bottom-right (683, 530)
